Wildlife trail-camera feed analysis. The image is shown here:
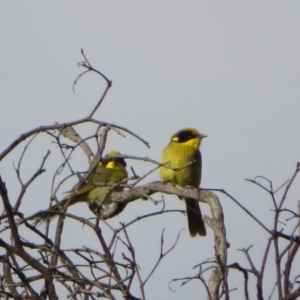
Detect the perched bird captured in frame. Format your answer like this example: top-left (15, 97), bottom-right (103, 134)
top-left (35, 151), bottom-right (128, 223)
top-left (160, 128), bottom-right (207, 237)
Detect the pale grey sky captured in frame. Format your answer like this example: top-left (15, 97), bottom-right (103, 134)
top-left (1, 2), bottom-right (300, 299)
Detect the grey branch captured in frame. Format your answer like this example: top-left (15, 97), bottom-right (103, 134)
top-left (107, 182), bottom-right (228, 299)
top-left (101, 181), bottom-right (205, 219)
top-left (203, 192), bottom-right (228, 300)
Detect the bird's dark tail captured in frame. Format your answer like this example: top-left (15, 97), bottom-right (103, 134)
top-left (33, 198), bottom-right (72, 226)
top-left (185, 198), bottom-right (206, 237)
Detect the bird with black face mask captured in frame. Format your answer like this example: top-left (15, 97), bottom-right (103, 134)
top-left (160, 128), bottom-right (207, 237)
top-left (35, 151), bottom-right (128, 224)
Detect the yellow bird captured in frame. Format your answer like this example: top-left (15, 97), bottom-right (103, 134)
top-left (160, 128), bottom-right (206, 237)
top-left (36, 151), bottom-right (128, 223)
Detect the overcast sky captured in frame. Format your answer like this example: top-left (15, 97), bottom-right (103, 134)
top-left (1, 2), bottom-right (300, 299)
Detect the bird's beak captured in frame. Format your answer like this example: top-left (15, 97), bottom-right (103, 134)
top-left (200, 134), bottom-right (207, 139)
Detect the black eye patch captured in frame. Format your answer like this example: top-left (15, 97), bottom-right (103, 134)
top-left (176, 130), bottom-right (196, 143)
top-left (116, 158), bottom-right (127, 167)
top-left (106, 157), bottom-right (127, 167)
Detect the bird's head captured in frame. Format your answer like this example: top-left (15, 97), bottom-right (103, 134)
top-left (171, 127), bottom-right (207, 149)
top-left (103, 151), bottom-right (127, 169)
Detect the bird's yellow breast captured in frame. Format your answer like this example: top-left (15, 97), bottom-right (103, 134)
top-left (160, 141), bottom-right (201, 187)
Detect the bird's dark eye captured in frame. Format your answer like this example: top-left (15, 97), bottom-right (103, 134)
top-left (177, 131), bottom-right (195, 143)
top-left (104, 157), bottom-right (126, 167)
top-left (116, 158), bottom-right (127, 167)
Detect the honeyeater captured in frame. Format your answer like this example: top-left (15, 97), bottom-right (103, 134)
top-left (36, 151), bottom-right (128, 223)
top-left (160, 128), bottom-right (206, 237)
